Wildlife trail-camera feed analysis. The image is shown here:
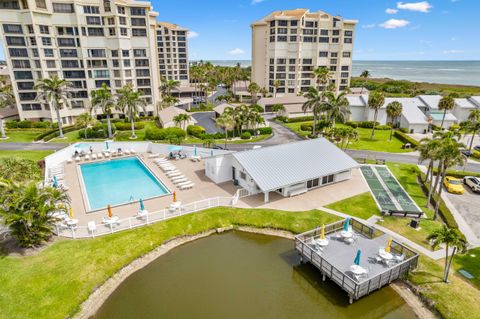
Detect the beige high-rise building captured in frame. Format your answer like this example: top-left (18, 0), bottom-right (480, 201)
top-left (156, 22), bottom-right (189, 85)
top-left (251, 9), bottom-right (357, 96)
top-left (0, 0), bottom-right (190, 124)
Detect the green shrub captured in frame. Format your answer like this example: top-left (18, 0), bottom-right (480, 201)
top-left (256, 127), bottom-right (272, 135)
top-left (431, 124), bottom-right (442, 131)
top-left (398, 127), bottom-right (409, 133)
top-left (287, 116), bottom-right (315, 123)
top-left (375, 125), bottom-right (391, 130)
top-left (345, 121), bottom-right (358, 128)
top-left (393, 130), bottom-right (419, 148)
top-left (203, 132), bottom-right (225, 140)
top-left (345, 121), bottom-right (381, 129)
top-left (240, 132), bottom-right (251, 140)
top-left (32, 121), bottom-right (50, 129)
top-left (187, 125), bottom-right (206, 138)
top-left (113, 122), bottom-right (145, 131)
top-left (275, 116), bottom-right (289, 123)
top-left (5, 121), bottom-right (19, 129)
top-left (449, 124), bottom-right (460, 131)
top-left (145, 127), bottom-right (186, 140)
top-left (17, 120), bottom-right (33, 129)
top-left (77, 124), bottom-right (114, 139)
top-left (36, 125), bottom-right (79, 141)
top-left (300, 123), bottom-right (313, 132)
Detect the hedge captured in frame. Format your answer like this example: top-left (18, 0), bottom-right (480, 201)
top-left (345, 121), bottom-right (381, 129)
top-left (35, 125), bottom-right (79, 141)
top-left (114, 122), bottom-right (145, 131)
top-left (393, 130), bottom-right (419, 148)
top-left (432, 168), bottom-right (480, 179)
top-left (6, 120), bottom-right (50, 129)
top-left (201, 127), bottom-right (272, 140)
top-left (419, 173), bottom-right (459, 229)
top-left (145, 127), bottom-right (186, 141)
top-left (187, 125), bottom-right (206, 138)
top-left (78, 124), bottom-right (116, 139)
top-left (240, 132), bottom-right (251, 140)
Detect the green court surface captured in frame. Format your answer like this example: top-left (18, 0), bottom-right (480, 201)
top-left (360, 165), bottom-right (422, 213)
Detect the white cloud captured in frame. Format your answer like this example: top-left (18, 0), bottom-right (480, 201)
top-left (443, 49), bottom-right (464, 54)
top-left (386, 8), bottom-right (398, 14)
top-left (397, 1), bottom-right (433, 13)
top-left (251, 0), bottom-right (264, 4)
top-left (228, 48), bottom-right (245, 56)
top-left (362, 24), bottom-right (376, 29)
top-left (379, 19), bottom-right (410, 29)
top-left (187, 31), bottom-right (199, 39)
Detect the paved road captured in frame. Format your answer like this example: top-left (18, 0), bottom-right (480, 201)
top-left (445, 185), bottom-right (480, 239)
top-left (257, 120), bottom-right (303, 145)
top-left (190, 112), bottom-right (223, 134)
top-left (0, 142), bottom-right (67, 151)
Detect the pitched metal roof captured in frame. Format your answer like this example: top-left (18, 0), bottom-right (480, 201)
top-left (418, 95), bottom-right (442, 109)
top-left (382, 98), bottom-right (428, 124)
top-left (232, 139), bottom-right (359, 192)
top-left (455, 98), bottom-right (476, 109)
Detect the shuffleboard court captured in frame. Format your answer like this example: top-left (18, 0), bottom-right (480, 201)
top-left (360, 165), bottom-right (422, 213)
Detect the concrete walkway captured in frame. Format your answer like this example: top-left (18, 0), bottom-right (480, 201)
top-left (0, 142), bottom-right (67, 150)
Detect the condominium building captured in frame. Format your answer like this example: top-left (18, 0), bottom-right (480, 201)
top-left (251, 9), bottom-right (357, 95)
top-left (156, 22), bottom-right (189, 85)
top-left (0, 0), bottom-right (191, 124)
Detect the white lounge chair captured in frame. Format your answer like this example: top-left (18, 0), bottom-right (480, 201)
top-left (161, 166), bottom-right (176, 172)
top-left (168, 172), bottom-right (183, 178)
top-left (148, 153), bottom-right (160, 158)
top-left (155, 159), bottom-right (169, 164)
top-left (104, 152), bottom-right (111, 158)
top-left (137, 210), bottom-right (149, 219)
top-left (171, 174), bottom-right (185, 180)
top-left (177, 180), bottom-right (193, 187)
top-left (179, 182), bottom-right (194, 190)
top-left (173, 178), bottom-right (188, 184)
top-left (124, 150), bottom-right (131, 155)
top-left (85, 155), bottom-right (91, 161)
top-left (91, 154), bottom-right (97, 160)
top-left (130, 149), bottom-right (136, 154)
top-left (97, 153), bottom-right (103, 159)
top-left (166, 169), bottom-right (180, 176)
top-left (75, 156), bottom-right (81, 162)
top-left (160, 164), bottom-right (176, 169)
top-left (66, 158), bottom-right (72, 164)
top-left (87, 221), bottom-right (96, 234)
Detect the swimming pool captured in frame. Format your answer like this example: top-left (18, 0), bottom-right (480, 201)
top-left (79, 157), bottom-right (170, 211)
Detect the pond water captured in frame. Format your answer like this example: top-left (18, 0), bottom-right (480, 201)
top-left (93, 232), bottom-right (417, 319)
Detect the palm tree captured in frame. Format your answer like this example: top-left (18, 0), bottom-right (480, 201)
top-left (367, 91), bottom-right (385, 140)
top-left (302, 86), bottom-right (324, 137)
top-left (162, 94), bottom-right (179, 109)
top-left (76, 113), bottom-right (97, 139)
top-left (464, 121), bottom-right (480, 151)
top-left (418, 138), bottom-right (441, 206)
top-left (0, 84), bottom-right (15, 139)
top-left (159, 78), bottom-right (180, 96)
top-left (360, 70), bottom-right (370, 94)
top-left (273, 79), bottom-right (281, 97)
top-left (216, 113), bottom-right (236, 149)
top-left (0, 182), bottom-right (70, 247)
top-left (90, 83), bottom-right (116, 139)
top-left (468, 109), bottom-right (480, 123)
top-left (116, 84), bottom-right (147, 139)
top-left (173, 113), bottom-right (191, 130)
top-left (323, 91), bottom-right (351, 128)
top-left (34, 76), bottom-right (72, 138)
top-left (313, 67), bottom-right (331, 92)
top-left (428, 226), bottom-right (467, 283)
top-left (438, 95), bottom-right (455, 129)
top-left (247, 82), bottom-right (261, 104)
top-left (272, 103), bottom-right (286, 116)
top-left (386, 101), bottom-right (403, 141)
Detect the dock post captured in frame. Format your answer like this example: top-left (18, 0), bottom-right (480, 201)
top-left (322, 273), bottom-right (326, 281)
top-left (349, 295), bottom-right (353, 304)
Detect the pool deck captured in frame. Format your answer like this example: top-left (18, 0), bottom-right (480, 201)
top-left (64, 154), bottom-right (238, 225)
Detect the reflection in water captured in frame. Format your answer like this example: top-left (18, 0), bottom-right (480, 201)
top-left (93, 231), bottom-right (416, 319)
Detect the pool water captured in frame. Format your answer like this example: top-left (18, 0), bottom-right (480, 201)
top-left (80, 157), bottom-right (169, 211)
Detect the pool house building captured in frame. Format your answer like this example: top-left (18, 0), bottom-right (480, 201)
top-left (205, 139), bottom-right (359, 202)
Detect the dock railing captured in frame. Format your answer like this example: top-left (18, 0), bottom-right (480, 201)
top-left (294, 218), bottom-right (419, 303)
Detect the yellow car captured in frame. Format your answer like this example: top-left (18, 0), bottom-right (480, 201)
top-left (444, 177), bottom-right (465, 194)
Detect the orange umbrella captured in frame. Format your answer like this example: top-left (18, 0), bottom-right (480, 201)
top-left (107, 204), bottom-right (112, 218)
top-left (173, 191), bottom-right (177, 202)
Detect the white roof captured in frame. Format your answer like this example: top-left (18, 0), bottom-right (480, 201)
top-left (418, 95), bottom-right (442, 109)
top-left (455, 98), bottom-right (476, 109)
top-left (468, 96), bottom-right (480, 108)
top-left (346, 95), bottom-right (367, 107)
top-left (213, 103), bottom-right (237, 114)
top-left (258, 95), bottom-right (307, 106)
top-left (158, 106), bottom-right (188, 124)
top-left (383, 98), bottom-right (428, 124)
top-left (232, 139), bottom-right (359, 192)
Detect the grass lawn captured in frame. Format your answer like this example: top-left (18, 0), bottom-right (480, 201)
top-left (0, 129), bottom-right (48, 143)
top-left (0, 150), bottom-right (53, 161)
top-left (326, 192), bottom-right (380, 220)
top-left (282, 121), bottom-right (312, 138)
top-left (452, 247), bottom-right (480, 289)
top-left (0, 207), bottom-right (339, 319)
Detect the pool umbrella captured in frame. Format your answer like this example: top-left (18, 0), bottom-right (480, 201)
top-left (343, 217), bottom-right (350, 232)
top-left (52, 175), bottom-right (58, 188)
top-left (320, 224), bottom-right (325, 240)
top-left (105, 140), bottom-right (109, 150)
top-left (210, 150), bottom-right (213, 157)
top-left (193, 145), bottom-right (197, 157)
top-left (354, 250), bottom-right (361, 266)
top-left (139, 198), bottom-right (145, 211)
top-left (385, 238), bottom-right (392, 253)
top-left (69, 207), bottom-right (73, 218)
top-left (173, 191), bottom-right (177, 202)
top-left (107, 204), bottom-right (112, 218)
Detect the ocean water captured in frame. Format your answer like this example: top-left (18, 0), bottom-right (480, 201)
top-left (199, 60), bottom-right (480, 86)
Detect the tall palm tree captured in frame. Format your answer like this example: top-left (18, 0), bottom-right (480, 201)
top-left (313, 67), bottom-right (331, 92)
top-left (160, 78), bottom-right (181, 96)
top-left (117, 84), bottom-right (147, 139)
top-left (386, 101), bottom-right (403, 141)
top-left (90, 83), bottom-right (116, 139)
top-left (417, 138), bottom-right (441, 206)
top-left (34, 76), bottom-right (72, 138)
top-left (0, 84), bottom-right (15, 139)
top-left (272, 103), bottom-right (286, 116)
top-left (464, 121), bottom-right (480, 151)
top-left (428, 226), bottom-right (467, 283)
top-left (76, 112), bottom-right (97, 139)
top-left (468, 109), bottom-right (480, 123)
top-left (360, 70), bottom-right (370, 94)
top-left (247, 82), bottom-right (261, 104)
top-left (323, 91), bottom-right (351, 128)
top-left (216, 113), bottom-right (236, 149)
top-left (438, 95), bottom-right (455, 129)
top-left (173, 113), bottom-right (191, 130)
top-left (302, 86), bottom-right (324, 137)
top-left (367, 91), bottom-right (385, 140)
top-left (273, 79), bottom-right (281, 97)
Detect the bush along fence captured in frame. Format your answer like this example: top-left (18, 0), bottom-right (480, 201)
top-left (393, 131), bottom-right (420, 148)
top-left (35, 125), bottom-right (80, 141)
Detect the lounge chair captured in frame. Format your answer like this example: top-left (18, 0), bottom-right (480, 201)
top-left (173, 178), bottom-right (188, 184)
top-left (91, 154), bottom-right (97, 160)
top-left (130, 149), bottom-right (136, 154)
top-left (124, 149), bottom-right (131, 155)
top-left (66, 158), bottom-right (72, 164)
top-left (75, 156), bottom-right (81, 162)
top-left (179, 182), bottom-right (194, 190)
top-left (166, 170), bottom-right (180, 176)
top-left (161, 166), bottom-right (176, 172)
top-left (176, 180), bottom-right (193, 187)
top-left (160, 164), bottom-right (176, 169)
top-left (168, 172), bottom-right (183, 178)
top-left (97, 153), bottom-right (103, 159)
top-left (171, 175), bottom-right (186, 181)
top-left (85, 155), bottom-right (91, 161)
top-left (104, 152), bottom-right (111, 158)
top-left (148, 153), bottom-right (160, 159)
top-left (87, 221), bottom-right (96, 234)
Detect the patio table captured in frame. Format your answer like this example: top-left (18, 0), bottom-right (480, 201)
top-left (66, 219), bottom-right (78, 227)
top-left (341, 230), bottom-right (353, 239)
top-left (316, 238), bottom-right (329, 247)
top-left (350, 265), bottom-right (367, 275)
top-left (379, 248), bottom-right (393, 260)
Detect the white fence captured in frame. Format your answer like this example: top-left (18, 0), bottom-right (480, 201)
top-left (56, 196), bottom-right (235, 239)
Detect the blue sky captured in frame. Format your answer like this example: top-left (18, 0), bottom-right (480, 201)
top-left (0, 0), bottom-right (478, 61)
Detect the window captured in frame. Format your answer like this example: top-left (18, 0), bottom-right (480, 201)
top-left (88, 49), bottom-right (106, 57)
top-left (117, 6), bottom-right (125, 14)
top-left (136, 69), bottom-right (149, 77)
top-left (61, 60), bottom-right (79, 68)
top-left (86, 16), bottom-right (102, 25)
top-left (278, 20), bottom-right (288, 26)
top-left (307, 178), bottom-right (319, 189)
top-left (341, 66), bottom-right (349, 71)
top-left (132, 28), bottom-right (146, 37)
top-left (135, 59), bottom-right (149, 67)
top-left (3, 24), bottom-right (23, 34)
top-left (120, 28), bottom-right (127, 36)
top-left (344, 38), bottom-right (352, 44)
top-left (302, 58), bottom-right (312, 64)
top-left (277, 36), bottom-right (287, 42)
top-left (27, 25), bottom-right (34, 34)
top-left (331, 52), bottom-right (338, 57)
top-left (111, 50), bottom-right (118, 57)
top-left (319, 37), bottom-right (329, 43)
top-left (46, 60), bottom-right (56, 68)
top-left (88, 27), bottom-right (104, 36)
top-left (122, 50), bottom-right (129, 57)
top-left (123, 59), bottom-right (131, 67)
top-left (35, 0), bottom-right (46, 9)
top-left (277, 28), bottom-right (287, 34)
top-left (341, 72), bottom-right (349, 78)
top-left (22, 103), bottom-right (42, 111)
top-left (319, 51), bottom-right (328, 57)
top-left (83, 6), bottom-right (100, 14)
top-left (303, 36), bottom-right (314, 42)
top-left (94, 70), bottom-right (109, 78)
top-left (41, 37), bottom-right (51, 46)
top-left (289, 36), bottom-right (297, 42)
top-left (320, 29), bottom-right (328, 36)
top-left (6, 36), bottom-right (26, 46)
top-left (60, 49), bottom-right (77, 57)
top-left (108, 28), bottom-right (116, 36)
top-left (32, 48), bottom-right (39, 57)
top-left (322, 174), bottom-right (334, 185)
top-left (43, 48), bottom-right (54, 57)
top-left (240, 171), bottom-right (246, 180)
top-left (131, 18), bottom-right (146, 26)
top-left (288, 58), bottom-right (296, 64)
top-left (63, 70), bottom-right (85, 79)
top-left (124, 69), bottom-right (132, 77)
top-left (17, 82), bottom-right (34, 90)
top-left (53, 3), bottom-right (74, 13)
top-left (345, 30), bottom-right (353, 37)
top-left (57, 38), bottom-right (76, 47)
top-left (39, 25), bottom-right (49, 34)
top-left (14, 71), bottom-right (33, 80)
top-left (290, 20), bottom-right (298, 27)
top-left (11, 59), bottom-right (30, 68)
top-left (342, 51), bottom-right (351, 58)
top-left (332, 38), bottom-right (339, 43)
top-left (130, 8), bottom-right (146, 16)
top-left (136, 79), bottom-right (150, 86)
top-left (119, 16), bottom-right (126, 25)
top-left (332, 30), bottom-right (340, 36)
top-left (133, 49), bottom-right (146, 57)
top-left (303, 29), bottom-right (314, 35)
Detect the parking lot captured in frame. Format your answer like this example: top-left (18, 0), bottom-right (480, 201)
top-left (445, 183), bottom-right (480, 238)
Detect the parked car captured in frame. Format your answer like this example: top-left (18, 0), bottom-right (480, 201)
top-left (212, 145), bottom-right (224, 150)
top-left (444, 176), bottom-right (465, 194)
top-left (460, 149), bottom-right (473, 157)
top-left (474, 145), bottom-right (480, 152)
top-left (463, 176), bottom-right (480, 193)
